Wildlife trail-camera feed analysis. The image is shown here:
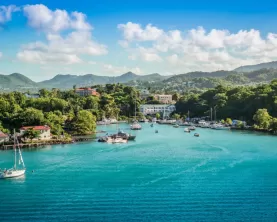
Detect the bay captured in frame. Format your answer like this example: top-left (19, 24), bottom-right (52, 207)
top-left (1, 123), bottom-right (277, 221)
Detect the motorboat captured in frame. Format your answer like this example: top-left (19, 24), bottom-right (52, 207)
top-left (184, 128), bottom-right (191, 133)
top-left (116, 129), bottom-right (136, 141)
top-left (112, 138), bottom-right (127, 144)
top-left (173, 124), bottom-right (179, 128)
top-left (188, 126), bottom-right (196, 131)
top-left (194, 133), bottom-right (200, 137)
top-left (210, 124), bottom-right (230, 130)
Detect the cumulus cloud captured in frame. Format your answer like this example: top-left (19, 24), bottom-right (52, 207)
top-left (0, 5), bottom-right (19, 23)
top-left (118, 22), bottom-right (164, 42)
top-left (17, 4), bottom-right (107, 64)
top-left (23, 4), bottom-right (91, 32)
top-left (118, 22), bottom-right (277, 72)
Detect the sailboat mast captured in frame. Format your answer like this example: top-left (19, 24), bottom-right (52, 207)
top-left (134, 96), bottom-right (136, 120)
top-left (14, 129), bottom-right (16, 170)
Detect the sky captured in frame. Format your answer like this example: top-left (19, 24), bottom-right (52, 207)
top-left (1, 0), bottom-right (277, 81)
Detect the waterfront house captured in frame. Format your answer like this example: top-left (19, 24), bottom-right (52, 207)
top-left (140, 104), bottom-right (175, 118)
top-left (20, 125), bottom-right (52, 141)
top-left (75, 87), bottom-right (100, 97)
top-left (0, 131), bottom-right (9, 143)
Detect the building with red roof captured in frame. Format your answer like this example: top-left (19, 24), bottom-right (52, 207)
top-left (0, 130), bottom-right (9, 144)
top-left (75, 87), bottom-right (100, 97)
top-left (20, 125), bottom-right (52, 140)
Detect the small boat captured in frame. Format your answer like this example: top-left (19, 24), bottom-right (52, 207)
top-left (131, 122), bottom-right (142, 130)
top-left (0, 130), bottom-right (26, 179)
top-left (173, 124), bottom-right (179, 128)
top-left (188, 126), bottom-right (196, 131)
top-left (194, 133), bottom-right (200, 137)
top-left (184, 128), bottom-right (191, 133)
top-left (112, 138), bottom-right (127, 144)
top-left (155, 130), bottom-right (158, 133)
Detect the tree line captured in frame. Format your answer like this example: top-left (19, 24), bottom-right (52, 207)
top-left (175, 79), bottom-right (277, 133)
top-left (0, 84), bottom-right (141, 136)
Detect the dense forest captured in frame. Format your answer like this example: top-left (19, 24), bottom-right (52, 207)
top-left (0, 84), bottom-right (141, 136)
top-left (175, 79), bottom-right (277, 133)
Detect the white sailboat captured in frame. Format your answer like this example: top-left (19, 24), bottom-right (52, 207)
top-left (0, 131), bottom-right (26, 179)
top-left (131, 96), bottom-right (142, 130)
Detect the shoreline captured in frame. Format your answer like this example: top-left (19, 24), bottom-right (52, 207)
top-left (0, 136), bottom-right (96, 150)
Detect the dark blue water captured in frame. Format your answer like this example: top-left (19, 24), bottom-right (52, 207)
top-left (1, 123), bottom-right (277, 221)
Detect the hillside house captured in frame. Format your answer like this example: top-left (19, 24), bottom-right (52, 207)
top-left (20, 126), bottom-right (52, 141)
top-left (154, 94), bottom-right (173, 104)
top-left (75, 87), bottom-right (100, 97)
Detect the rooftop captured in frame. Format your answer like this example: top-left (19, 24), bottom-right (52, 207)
top-left (0, 131), bottom-right (8, 138)
top-left (20, 125), bottom-right (51, 131)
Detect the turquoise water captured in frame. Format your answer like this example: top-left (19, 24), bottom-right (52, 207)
top-left (1, 123), bottom-right (277, 221)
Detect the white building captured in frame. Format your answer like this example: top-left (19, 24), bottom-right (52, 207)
top-left (24, 93), bottom-right (40, 99)
top-left (154, 95), bottom-right (173, 104)
top-left (140, 104), bottom-right (175, 117)
top-left (20, 125), bottom-right (52, 140)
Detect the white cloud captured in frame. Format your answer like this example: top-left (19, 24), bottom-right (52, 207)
top-left (128, 47), bottom-right (163, 62)
top-left (102, 63), bottom-right (142, 74)
top-left (23, 4), bottom-right (91, 32)
top-left (0, 5), bottom-right (19, 23)
top-left (118, 22), bottom-right (163, 42)
top-left (17, 4), bottom-right (107, 64)
top-left (118, 22), bottom-right (277, 72)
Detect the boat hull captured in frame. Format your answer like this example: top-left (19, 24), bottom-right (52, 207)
top-left (0, 169), bottom-right (25, 179)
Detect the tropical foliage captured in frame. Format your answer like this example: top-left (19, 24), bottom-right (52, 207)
top-left (0, 84), bottom-right (141, 136)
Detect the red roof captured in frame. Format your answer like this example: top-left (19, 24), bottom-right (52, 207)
top-left (0, 131), bottom-right (8, 138)
top-left (20, 126), bottom-right (50, 131)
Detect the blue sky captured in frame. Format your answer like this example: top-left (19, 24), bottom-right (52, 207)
top-left (1, 0), bottom-right (277, 81)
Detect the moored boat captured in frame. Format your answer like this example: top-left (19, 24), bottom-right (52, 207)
top-left (0, 130), bottom-right (26, 179)
top-left (131, 122), bottom-right (142, 130)
top-left (194, 133), bottom-right (200, 137)
top-left (188, 126), bottom-right (196, 131)
top-left (184, 128), bottom-right (190, 133)
top-left (173, 124), bottom-right (179, 128)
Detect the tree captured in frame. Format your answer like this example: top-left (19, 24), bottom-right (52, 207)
top-left (172, 93), bottom-right (180, 101)
top-left (45, 112), bottom-right (64, 136)
top-left (71, 110), bottom-right (96, 135)
top-left (20, 108), bottom-right (45, 126)
top-left (270, 118), bottom-right (277, 134)
top-left (22, 129), bottom-right (40, 142)
top-left (0, 121), bottom-right (9, 133)
top-left (172, 113), bottom-right (181, 120)
top-left (155, 113), bottom-right (161, 119)
top-left (225, 118), bottom-right (232, 125)
top-left (253, 109), bottom-right (272, 129)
